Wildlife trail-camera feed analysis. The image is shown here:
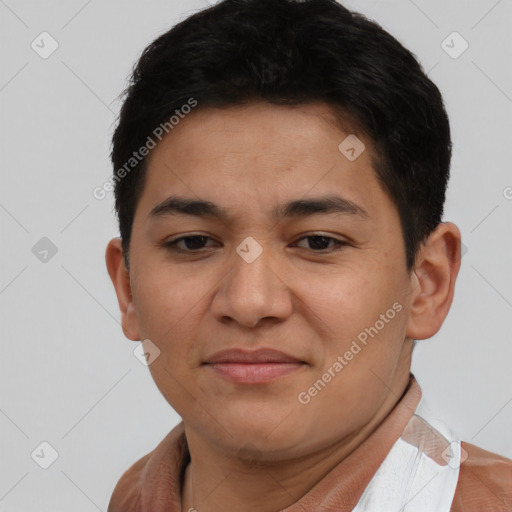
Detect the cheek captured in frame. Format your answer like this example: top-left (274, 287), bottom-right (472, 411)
top-left (131, 265), bottom-right (209, 347)
top-left (133, 269), bottom-right (209, 415)
top-left (303, 266), bottom-right (407, 372)
top-left (300, 271), bottom-right (386, 338)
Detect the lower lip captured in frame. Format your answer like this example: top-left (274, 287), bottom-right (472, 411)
top-left (206, 362), bottom-right (304, 384)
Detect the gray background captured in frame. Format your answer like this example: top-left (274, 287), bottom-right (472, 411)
top-left (1, 0), bottom-right (511, 510)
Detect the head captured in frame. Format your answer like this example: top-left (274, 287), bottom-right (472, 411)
top-left (106, 0), bottom-right (461, 460)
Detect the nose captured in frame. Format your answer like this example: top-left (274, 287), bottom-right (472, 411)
top-left (211, 239), bottom-right (293, 328)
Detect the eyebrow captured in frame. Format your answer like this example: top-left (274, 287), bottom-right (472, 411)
top-left (148, 195), bottom-right (369, 221)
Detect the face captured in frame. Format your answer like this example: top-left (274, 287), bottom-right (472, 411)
top-left (119, 102), bottom-right (418, 460)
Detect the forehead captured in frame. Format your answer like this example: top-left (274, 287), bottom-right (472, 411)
top-left (137, 102), bottom-right (394, 226)
top-left (147, 102), bottom-right (371, 167)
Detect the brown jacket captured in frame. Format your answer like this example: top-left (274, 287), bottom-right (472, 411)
top-left (108, 375), bottom-right (512, 511)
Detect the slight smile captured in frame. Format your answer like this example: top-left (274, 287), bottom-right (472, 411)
top-left (203, 348), bottom-right (307, 384)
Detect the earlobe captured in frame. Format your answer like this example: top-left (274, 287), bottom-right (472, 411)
top-left (105, 238), bottom-right (141, 341)
top-left (405, 222), bottom-right (461, 341)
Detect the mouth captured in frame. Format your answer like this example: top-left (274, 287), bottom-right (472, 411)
top-left (203, 348), bottom-right (307, 384)
top-left (205, 362), bottom-right (305, 383)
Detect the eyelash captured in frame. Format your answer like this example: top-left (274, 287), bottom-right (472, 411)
top-left (162, 234), bottom-right (349, 254)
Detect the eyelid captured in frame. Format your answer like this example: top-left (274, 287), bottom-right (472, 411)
top-left (162, 232), bottom-right (349, 253)
top-left (293, 233), bottom-right (349, 250)
top-left (163, 233), bottom-right (219, 250)
top-left (294, 231), bottom-right (347, 241)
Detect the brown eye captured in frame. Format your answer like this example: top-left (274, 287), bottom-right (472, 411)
top-left (164, 235), bottom-right (217, 252)
top-left (295, 235), bottom-right (348, 251)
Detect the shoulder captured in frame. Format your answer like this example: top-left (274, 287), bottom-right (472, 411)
top-left (107, 450), bottom-right (153, 512)
top-left (450, 441), bottom-right (512, 512)
top-left (107, 422), bottom-right (188, 512)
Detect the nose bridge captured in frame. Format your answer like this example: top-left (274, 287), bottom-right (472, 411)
top-left (233, 235), bottom-right (273, 289)
top-left (213, 236), bottom-right (292, 326)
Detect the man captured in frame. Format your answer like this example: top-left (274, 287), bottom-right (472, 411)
top-left (105, 0), bottom-right (512, 510)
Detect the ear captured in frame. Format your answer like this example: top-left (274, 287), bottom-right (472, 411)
top-left (105, 238), bottom-right (141, 341)
top-left (406, 222), bottom-right (462, 340)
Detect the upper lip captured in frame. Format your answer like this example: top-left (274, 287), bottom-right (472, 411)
top-left (204, 348), bottom-right (304, 364)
